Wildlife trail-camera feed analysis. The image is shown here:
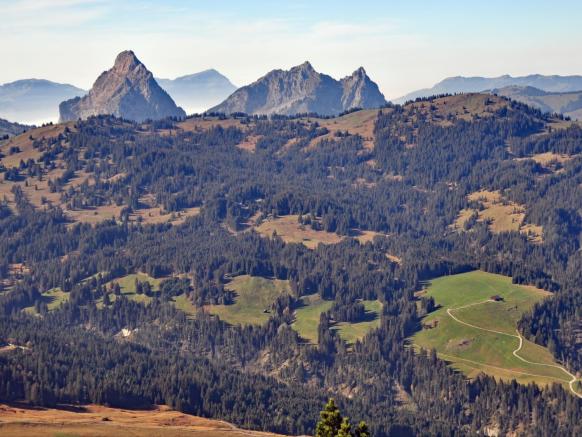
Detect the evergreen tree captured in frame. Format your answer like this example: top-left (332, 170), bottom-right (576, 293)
top-left (315, 398), bottom-right (342, 437)
top-left (337, 417), bottom-right (352, 437)
top-left (354, 421), bottom-right (369, 437)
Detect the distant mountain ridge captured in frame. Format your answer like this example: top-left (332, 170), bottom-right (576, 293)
top-left (0, 79), bottom-right (85, 125)
top-left (0, 117), bottom-right (30, 138)
top-left (59, 51), bottom-right (186, 123)
top-left (492, 86), bottom-right (582, 120)
top-left (396, 74), bottom-right (582, 104)
top-left (157, 70), bottom-right (236, 115)
top-left (210, 62), bottom-right (387, 116)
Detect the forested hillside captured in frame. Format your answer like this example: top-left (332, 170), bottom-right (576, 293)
top-left (0, 93), bottom-right (581, 436)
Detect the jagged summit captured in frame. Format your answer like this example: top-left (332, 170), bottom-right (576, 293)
top-left (340, 67), bottom-right (386, 110)
top-left (112, 50), bottom-right (141, 72)
top-left (59, 50), bottom-right (185, 122)
top-left (210, 63), bottom-right (387, 116)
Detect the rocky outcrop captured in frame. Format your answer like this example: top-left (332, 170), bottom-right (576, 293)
top-left (59, 50), bottom-right (185, 122)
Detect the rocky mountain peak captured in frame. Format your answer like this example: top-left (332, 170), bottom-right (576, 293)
top-left (112, 50), bottom-right (142, 74)
top-left (210, 63), bottom-right (386, 116)
top-left (59, 50), bottom-right (185, 122)
top-left (352, 67), bottom-right (367, 78)
top-left (340, 67), bottom-right (387, 110)
top-left (294, 61), bottom-right (316, 73)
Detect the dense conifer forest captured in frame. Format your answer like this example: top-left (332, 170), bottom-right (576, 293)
top-left (0, 94), bottom-right (581, 436)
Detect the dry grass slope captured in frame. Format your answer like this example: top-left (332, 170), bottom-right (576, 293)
top-left (0, 404), bottom-right (285, 437)
top-left (303, 109), bottom-right (379, 150)
top-left (453, 190), bottom-right (543, 243)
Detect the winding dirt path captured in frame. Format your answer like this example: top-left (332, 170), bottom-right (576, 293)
top-left (446, 300), bottom-right (582, 398)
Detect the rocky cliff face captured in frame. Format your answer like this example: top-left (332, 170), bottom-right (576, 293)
top-left (340, 67), bottom-right (387, 110)
top-left (210, 62), bottom-right (386, 116)
top-left (59, 51), bottom-right (185, 122)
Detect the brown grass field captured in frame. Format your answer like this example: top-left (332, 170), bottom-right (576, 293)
top-left (405, 94), bottom-right (509, 125)
top-left (236, 135), bottom-right (262, 152)
top-left (303, 109), bottom-right (378, 150)
top-left (514, 152), bottom-right (577, 173)
top-left (255, 215), bottom-right (344, 249)
top-left (254, 215), bottom-right (387, 249)
top-left (0, 404), bottom-right (284, 437)
top-left (453, 190), bottom-right (543, 243)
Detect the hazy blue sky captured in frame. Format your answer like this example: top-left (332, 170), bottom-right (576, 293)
top-left (2, 0), bottom-right (582, 99)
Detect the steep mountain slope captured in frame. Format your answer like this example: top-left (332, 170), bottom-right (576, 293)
top-left (396, 74), bottom-right (582, 103)
top-left (157, 70), bottom-right (236, 114)
top-left (210, 62), bottom-right (386, 116)
top-left (492, 86), bottom-right (582, 120)
top-left (340, 67), bottom-right (387, 110)
top-left (0, 79), bottom-right (85, 125)
top-left (59, 51), bottom-right (185, 122)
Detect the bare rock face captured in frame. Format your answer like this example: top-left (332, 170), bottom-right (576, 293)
top-left (210, 62), bottom-right (386, 116)
top-left (59, 51), bottom-right (185, 122)
top-left (340, 67), bottom-right (387, 110)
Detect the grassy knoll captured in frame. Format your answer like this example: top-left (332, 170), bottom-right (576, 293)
top-left (334, 300), bottom-right (382, 344)
top-left (412, 271), bottom-right (576, 388)
top-left (292, 294), bottom-right (334, 343)
top-left (206, 275), bottom-right (291, 326)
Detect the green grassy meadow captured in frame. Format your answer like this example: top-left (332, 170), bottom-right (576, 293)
top-left (292, 294), bottom-right (334, 343)
top-left (206, 275), bottom-right (292, 326)
top-left (334, 300), bottom-right (382, 344)
top-left (412, 270), bottom-right (574, 386)
top-left (98, 272), bottom-right (162, 307)
top-left (293, 295), bottom-right (382, 344)
top-left (23, 287), bottom-right (70, 314)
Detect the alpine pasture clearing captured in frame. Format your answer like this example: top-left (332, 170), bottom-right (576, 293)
top-left (293, 295), bottom-right (382, 345)
top-left (515, 151), bottom-right (576, 167)
top-left (333, 300), bottom-right (382, 344)
top-left (172, 293), bottom-right (198, 318)
top-left (453, 190), bottom-right (543, 243)
top-left (255, 215), bottom-right (343, 249)
top-left (412, 271), bottom-right (580, 392)
top-left (0, 403), bottom-right (284, 437)
top-left (98, 273), bottom-right (163, 306)
top-left (254, 215), bottom-right (385, 249)
top-left (22, 288), bottom-right (70, 314)
top-left (292, 294), bottom-right (333, 343)
top-left (303, 109), bottom-right (378, 150)
top-left (206, 275), bottom-right (292, 326)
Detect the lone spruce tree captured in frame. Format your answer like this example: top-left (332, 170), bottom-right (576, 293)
top-left (337, 417), bottom-right (352, 437)
top-left (315, 399), bottom-right (370, 437)
top-left (354, 421), bottom-right (369, 437)
top-left (315, 398), bottom-right (343, 437)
